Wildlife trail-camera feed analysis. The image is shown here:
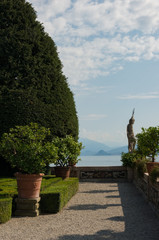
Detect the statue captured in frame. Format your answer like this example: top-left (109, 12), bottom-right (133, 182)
top-left (127, 109), bottom-right (136, 153)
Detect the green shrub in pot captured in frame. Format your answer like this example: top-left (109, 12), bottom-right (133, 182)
top-left (135, 159), bottom-right (147, 178)
top-left (150, 167), bottom-right (159, 184)
top-left (121, 152), bottom-right (137, 168)
top-left (0, 123), bottom-right (58, 174)
top-left (136, 126), bottom-right (159, 162)
top-left (136, 126), bottom-right (159, 174)
top-left (53, 136), bottom-right (83, 167)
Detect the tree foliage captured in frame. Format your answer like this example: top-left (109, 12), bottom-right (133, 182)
top-left (136, 127), bottom-right (159, 162)
top-left (0, 0), bottom-right (79, 175)
top-left (0, 0), bottom-right (78, 139)
top-left (53, 136), bottom-right (83, 167)
top-left (150, 167), bottom-right (159, 184)
top-left (121, 152), bottom-right (137, 168)
top-left (0, 123), bottom-right (57, 174)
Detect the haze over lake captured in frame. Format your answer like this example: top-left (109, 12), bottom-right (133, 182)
top-left (76, 155), bottom-right (159, 167)
top-left (77, 155), bottom-right (122, 167)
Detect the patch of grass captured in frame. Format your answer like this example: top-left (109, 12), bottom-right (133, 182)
top-left (41, 175), bottom-right (62, 191)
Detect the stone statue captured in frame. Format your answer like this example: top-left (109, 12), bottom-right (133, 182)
top-left (127, 109), bottom-right (136, 153)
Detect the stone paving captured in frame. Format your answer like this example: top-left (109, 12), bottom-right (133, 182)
top-left (0, 182), bottom-right (159, 240)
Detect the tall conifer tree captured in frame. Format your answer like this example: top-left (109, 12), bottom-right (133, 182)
top-left (0, 0), bottom-right (79, 175)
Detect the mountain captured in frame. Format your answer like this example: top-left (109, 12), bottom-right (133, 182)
top-left (95, 146), bottom-right (128, 156)
top-left (79, 138), bottom-right (128, 156)
top-left (80, 138), bottom-right (112, 156)
top-left (106, 146), bottom-right (128, 155)
top-left (95, 150), bottom-right (111, 156)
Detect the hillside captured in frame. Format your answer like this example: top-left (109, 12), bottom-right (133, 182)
top-left (95, 150), bottom-right (111, 156)
top-left (80, 138), bottom-right (112, 156)
top-left (80, 138), bottom-right (128, 156)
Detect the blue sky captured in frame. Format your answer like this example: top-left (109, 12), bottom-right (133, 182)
top-left (28, 0), bottom-right (159, 147)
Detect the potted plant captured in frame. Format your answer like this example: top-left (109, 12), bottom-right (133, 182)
top-left (53, 135), bottom-right (83, 179)
top-left (0, 123), bottom-right (57, 199)
top-left (136, 126), bottom-right (159, 174)
top-left (135, 159), bottom-right (147, 178)
top-left (150, 167), bottom-right (159, 184)
top-left (121, 151), bottom-right (147, 180)
top-left (121, 152), bottom-right (137, 168)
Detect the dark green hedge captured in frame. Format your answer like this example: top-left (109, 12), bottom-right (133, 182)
top-left (0, 198), bottom-right (12, 223)
top-left (0, 0), bottom-right (79, 177)
top-left (0, 0), bottom-right (79, 140)
top-left (40, 178), bottom-right (79, 213)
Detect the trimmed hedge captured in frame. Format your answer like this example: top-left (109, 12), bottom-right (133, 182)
top-left (0, 198), bottom-right (12, 223)
top-left (0, 178), bottom-right (17, 198)
top-left (41, 175), bottom-right (62, 192)
top-left (0, 176), bottom-right (61, 196)
top-left (0, 177), bottom-right (79, 216)
top-left (40, 178), bottom-right (79, 213)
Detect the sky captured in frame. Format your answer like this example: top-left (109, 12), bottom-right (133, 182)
top-left (28, 0), bottom-right (159, 147)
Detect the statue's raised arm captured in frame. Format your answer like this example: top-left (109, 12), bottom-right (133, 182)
top-left (127, 109), bottom-right (136, 153)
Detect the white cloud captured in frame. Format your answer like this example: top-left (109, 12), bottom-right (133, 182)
top-left (80, 128), bottom-right (111, 143)
top-left (72, 85), bottom-right (112, 96)
top-left (28, 0), bottom-right (159, 86)
top-left (118, 92), bottom-right (159, 100)
top-left (30, 0), bottom-right (71, 18)
top-left (80, 114), bottom-right (107, 121)
top-left (80, 128), bottom-right (126, 144)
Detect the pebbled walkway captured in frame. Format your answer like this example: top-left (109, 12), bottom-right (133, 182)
top-left (0, 182), bottom-right (159, 240)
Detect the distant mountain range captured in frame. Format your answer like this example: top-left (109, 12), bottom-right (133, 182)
top-left (80, 138), bottom-right (128, 156)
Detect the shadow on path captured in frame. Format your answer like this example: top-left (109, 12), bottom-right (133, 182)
top-left (56, 182), bottom-right (159, 240)
top-left (68, 203), bottom-right (121, 211)
top-left (81, 189), bottom-right (118, 194)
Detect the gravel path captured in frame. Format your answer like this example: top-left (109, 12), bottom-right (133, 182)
top-left (0, 182), bottom-right (159, 240)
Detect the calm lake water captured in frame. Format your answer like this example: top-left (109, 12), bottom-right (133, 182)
top-left (50, 155), bottom-right (159, 167)
top-left (77, 155), bottom-right (122, 167)
top-left (76, 155), bottom-right (159, 167)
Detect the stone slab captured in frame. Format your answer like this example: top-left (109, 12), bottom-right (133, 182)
top-left (15, 209), bottom-right (39, 217)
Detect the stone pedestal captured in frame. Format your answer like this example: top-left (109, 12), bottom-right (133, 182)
top-left (15, 198), bottom-right (40, 217)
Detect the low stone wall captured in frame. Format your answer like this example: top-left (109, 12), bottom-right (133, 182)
top-left (71, 166), bottom-right (128, 181)
top-left (51, 166), bottom-right (133, 182)
top-left (134, 171), bottom-right (159, 215)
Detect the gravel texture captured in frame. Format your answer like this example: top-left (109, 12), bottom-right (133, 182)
top-left (0, 182), bottom-right (159, 240)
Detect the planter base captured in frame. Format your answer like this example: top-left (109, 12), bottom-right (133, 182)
top-left (14, 198), bottom-right (40, 217)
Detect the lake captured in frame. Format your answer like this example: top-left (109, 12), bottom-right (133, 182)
top-left (76, 155), bottom-right (159, 167)
top-left (50, 155), bottom-right (159, 167)
top-left (76, 155), bottom-right (122, 167)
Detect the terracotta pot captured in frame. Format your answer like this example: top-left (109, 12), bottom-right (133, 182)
top-left (146, 162), bottom-right (159, 174)
top-left (68, 162), bottom-right (76, 167)
top-left (15, 172), bottom-right (44, 199)
top-left (54, 167), bottom-right (70, 179)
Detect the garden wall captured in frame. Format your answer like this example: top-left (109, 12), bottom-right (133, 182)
top-left (51, 166), bottom-right (133, 182)
top-left (133, 170), bottom-right (159, 216)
